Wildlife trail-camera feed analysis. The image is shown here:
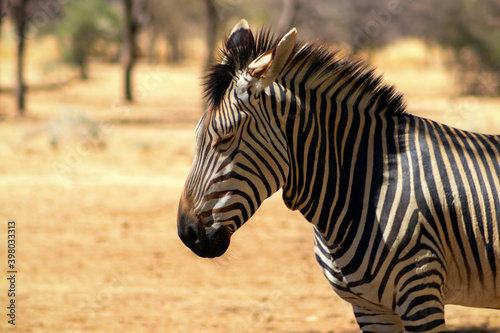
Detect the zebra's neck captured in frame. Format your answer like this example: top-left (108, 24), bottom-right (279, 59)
top-left (274, 60), bottom-right (408, 248)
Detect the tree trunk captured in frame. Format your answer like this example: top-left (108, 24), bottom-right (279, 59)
top-left (122, 0), bottom-right (136, 102)
top-left (204, 0), bottom-right (219, 67)
top-left (78, 59), bottom-right (88, 80)
top-left (0, 0), bottom-right (5, 27)
top-left (166, 31), bottom-right (182, 64)
top-left (0, 0), bottom-right (8, 25)
top-left (12, 0), bottom-right (28, 116)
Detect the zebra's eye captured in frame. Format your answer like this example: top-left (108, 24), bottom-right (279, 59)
top-left (214, 135), bottom-right (234, 149)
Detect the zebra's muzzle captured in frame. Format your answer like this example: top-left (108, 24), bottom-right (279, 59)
top-left (177, 211), bottom-right (231, 258)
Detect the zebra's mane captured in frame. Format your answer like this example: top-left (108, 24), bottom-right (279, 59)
top-left (203, 28), bottom-right (407, 116)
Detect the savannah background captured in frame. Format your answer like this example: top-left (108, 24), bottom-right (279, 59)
top-left (1, 0), bottom-right (500, 332)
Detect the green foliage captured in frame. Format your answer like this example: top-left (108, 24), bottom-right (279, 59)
top-left (53, 0), bottom-right (121, 78)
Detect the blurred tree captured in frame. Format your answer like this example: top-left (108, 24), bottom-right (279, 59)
top-left (122, 0), bottom-right (147, 102)
top-left (406, 0), bottom-right (500, 95)
top-left (205, 0), bottom-right (220, 67)
top-left (144, 0), bottom-right (202, 64)
top-left (54, 0), bottom-right (121, 80)
top-left (256, 0), bottom-right (500, 95)
top-left (0, 0), bottom-right (7, 102)
top-left (4, 0), bottom-right (64, 115)
top-left (252, 0), bottom-right (403, 56)
top-left (12, 0), bottom-right (29, 115)
top-left (0, 0), bottom-right (8, 25)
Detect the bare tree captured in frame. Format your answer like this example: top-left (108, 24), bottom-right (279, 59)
top-left (12, 0), bottom-right (29, 115)
top-left (406, 0), bottom-right (500, 95)
top-left (122, 0), bottom-right (146, 102)
top-left (122, 0), bottom-right (136, 102)
top-left (144, 0), bottom-right (202, 64)
top-left (204, 0), bottom-right (219, 67)
top-left (0, 0), bottom-right (5, 106)
top-left (0, 0), bottom-right (8, 24)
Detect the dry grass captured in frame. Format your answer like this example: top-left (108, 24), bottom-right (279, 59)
top-left (0, 37), bottom-right (500, 332)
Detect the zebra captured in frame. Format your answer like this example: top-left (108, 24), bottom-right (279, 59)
top-left (177, 19), bottom-right (500, 332)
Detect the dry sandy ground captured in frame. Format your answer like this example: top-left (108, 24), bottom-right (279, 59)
top-left (1, 44), bottom-right (500, 332)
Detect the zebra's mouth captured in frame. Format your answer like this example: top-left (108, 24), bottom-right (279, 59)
top-left (177, 211), bottom-right (231, 258)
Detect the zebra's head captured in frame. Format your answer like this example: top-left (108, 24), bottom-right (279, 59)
top-left (177, 20), bottom-right (297, 258)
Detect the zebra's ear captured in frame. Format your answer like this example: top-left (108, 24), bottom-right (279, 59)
top-left (224, 19), bottom-right (254, 56)
top-left (245, 27), bottom-right (297, 95)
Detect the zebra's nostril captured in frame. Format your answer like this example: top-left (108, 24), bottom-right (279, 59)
top-left (178, 212), bottom-right (202, 248)
top-left (186, 225), bottom-right (198, 244)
